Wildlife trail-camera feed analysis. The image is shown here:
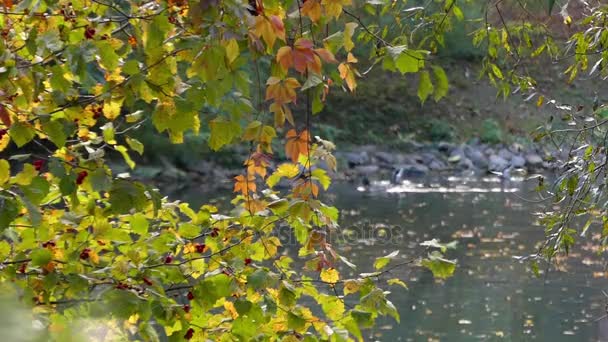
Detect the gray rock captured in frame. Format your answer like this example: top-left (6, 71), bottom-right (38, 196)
top-left (497, 148), bottom-right (513, 161)
top-left (489, 155), bottom-right (509, 172)
top-left (343, 151), bottom-right (370, 168)
top-left (525, 153), bottom-right (544, 167)
top-left (374, 151), bottom-right (395, 164)
top-left (391, 164), bottom-right (429, 183)
top-left (437, 142), bottom-right (455, 154)
top-left (464, 145), bottom-right (488, 169)
top-left (428, 159), bottom-right (447, 170)
top-left (510, 155), bottom-right (526, 168)
top-left (457, 157), bottom-right (475, 170)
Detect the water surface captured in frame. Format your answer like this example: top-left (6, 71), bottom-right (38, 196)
top-left (175, 176), bottom-right (608, 341)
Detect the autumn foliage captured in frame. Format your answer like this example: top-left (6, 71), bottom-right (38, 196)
top-left (0, 0), bottom-right (463, 340)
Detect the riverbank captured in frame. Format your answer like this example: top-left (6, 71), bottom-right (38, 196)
top-left (126, 139), bottom-right (557, 193)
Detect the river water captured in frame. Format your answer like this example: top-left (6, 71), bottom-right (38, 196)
top-left (175, 176), bottom-right (608, 341)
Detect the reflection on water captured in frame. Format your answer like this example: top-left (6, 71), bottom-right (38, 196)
top-left (331, 178), bottom-right (607, 342)
top-left (174, 176), bottom-right (608, 342)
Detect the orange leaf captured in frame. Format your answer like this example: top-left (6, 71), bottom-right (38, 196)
top-left (0, 104), bottom-right (11, 127)
top-left (285, 129), bottom-right (310, 162)
top-left (339, 63), bottom-right (357, 91)
top-left (234, 174), bottom-right (256, 195)
top-left (2, 0), bottom-right (12, 9)
top-left (276, 46), bottom-right (293, 71)
top-left (314, 48), bottom-right (337, 63)
top-left (293, 38), bottom-right (317, 74)
top-left (265, 77), bottom-right (300, 104)
top-left (245, 151), bottom-right (271, 178)
top-left (302, 0), bottom-right (322, 22)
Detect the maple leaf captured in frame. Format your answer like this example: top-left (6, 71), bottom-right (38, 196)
top-left (270, 102), bottom-right (294, 127)
top-left (293, 181), bottom-right (319, 199)
top-left (322, 0), bottom-right (352, 19)
top-left (252, 15), bottom-right (285, 49)
top-left (338, 52), bottom-right (358, 92)
top-left (276, 40), bottom-right (336, 74)
top-left (265, 77), bottom-right (300, 104)
top-left (293, 39), bottom-right (320, 74)
top-left (285, 129), bottom-right (310, 162)
top-left (234, 174), bottom-right (256, 195)
top-left (301, 0), bottom-right (322, 22)
top-left (245, 151), bottom-right (272, 178)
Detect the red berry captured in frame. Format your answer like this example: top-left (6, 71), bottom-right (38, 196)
top-left (79, 248), bottom-right (91, 260)
top-left (32, 159), bottom-right (44, 171)
top-left (76, 171), bottom-right (88, 185)
top-left (195, 244), bottom-right (205, 253)
top-left (84, 27), bottom-right (95, 39)
top-left (164, 255), bottom-right (173, 264)
top-left (184, 328), bottom-right (194, 340)
top-left (18, 262), bottom-right (27, 274)
top-left (0, 129), bottom-right (7, 138)
top-left (187, 291), bottom-right (194, 300)
top-left (210, 228), bottom-right (219, 237)
top-left (143, 277), bottom-right (153, 286)
top-left (42, 241), bottom-right (55, 248)
top-left (244, 258), bottom-right (252, 266)
top-left (183, 304), bottom-right (190, 313)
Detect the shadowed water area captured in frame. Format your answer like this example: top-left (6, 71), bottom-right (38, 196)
top-left (173, 176), bottom-right (608, 341)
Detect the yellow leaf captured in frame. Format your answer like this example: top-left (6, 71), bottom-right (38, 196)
top-left (536, 95), bottom-right (544, 107)
top-left (322, 0), bottom-right (351, 19)
top-left (0, 159), bottom-right (9, 185)
top-left (387, 278), bottom-right (408, 289)
top-left (224, 39), bottom-right (239, 64)
top-left (343, 279), bottom-right (360, 295)
top-left (0, 133), bottom-right (9, 152)
top-left (320, 268), bottom-right (339, 284)
top-left (103, 97), bottom-right (124, 120)
top-left (224, 301), bottom-right (239, 319)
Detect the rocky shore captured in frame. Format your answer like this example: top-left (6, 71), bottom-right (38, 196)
top-left (134, 140), bottom-right (558, 192)
top-left (335, 140), bottom-right (555, 184)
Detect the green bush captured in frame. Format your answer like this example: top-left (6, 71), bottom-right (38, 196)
top-left (480, 118), bottom-right (503, 143)
top-left (425, 119), bottom-right (455, 142)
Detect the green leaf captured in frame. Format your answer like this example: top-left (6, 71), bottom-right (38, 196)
top-left (208, 118), bottom-right (241, 151)
top-left (21, 177), bottom-right (50, 205)
top-left (178, 223), bottom-right (200, 239)
top-left (417, 71), bottom-right (434, 103)
top-left (126, 137), bottom-right (144, 155)
top-left (0, 240), bottom-right (10, 261)
top-left (311, 168), bottom-right (331, 190)
top-left (287, 312), bottom-right (306, 330)
top-left (0, 159), bottom-right (9, 185)
top-left (30, 248), bottom-right (52, 267)
top-left (432, 66), bottom-right (449, 101)
top-left (129, 213), bottom-right (149, 235)
top-left (89, 168), bottom-right (111, 192)
top-left (0, 196), bottom-right (19, 231)
top-left (421, 252), bottom-right (456, 279)
top-left (490, 63), bottom-right (503, 79)
top-left (9, 123), bottom-right (36, 147)
top-left (43, 120), bottom-right (67, 148)
top-left (108, 180), bottom-right (148, 214)
top-left (373, 250), bottom-right (399, 270)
